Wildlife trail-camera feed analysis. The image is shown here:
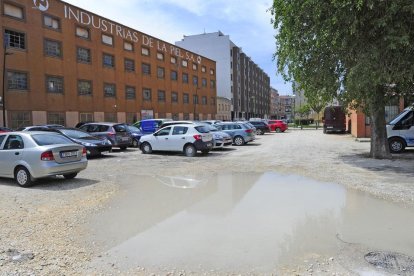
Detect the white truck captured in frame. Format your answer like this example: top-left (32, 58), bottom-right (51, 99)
top-left (387, 106), bottom-right (414, 153)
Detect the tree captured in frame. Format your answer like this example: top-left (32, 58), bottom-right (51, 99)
top-left (271, 0), bottom-right (414, 159)
top-left (305, 88), bottom-right (332, 129)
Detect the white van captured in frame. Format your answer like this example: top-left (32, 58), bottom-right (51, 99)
top-left (387, 107), bottom-right (414, 153)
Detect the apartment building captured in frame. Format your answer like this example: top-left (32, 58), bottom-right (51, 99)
top-left (0, 0), bottom-right (217, 128)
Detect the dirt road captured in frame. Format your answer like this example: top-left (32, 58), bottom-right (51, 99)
top-left (0, 130), bottom-right (413, 275)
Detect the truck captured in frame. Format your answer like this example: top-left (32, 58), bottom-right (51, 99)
top-left (322, 106), bottom-right (346, 134)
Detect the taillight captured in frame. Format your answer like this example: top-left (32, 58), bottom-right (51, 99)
top-left (245, 129), bottom-right (253, 133)
top-left (82, 147), bottom-right (87, 157)
top-left (108, 132), bottom-right (116, 137)
top-left (41, 151), bottom-right (54, 161)
top-left (193, 134), bottom-right (202, 141)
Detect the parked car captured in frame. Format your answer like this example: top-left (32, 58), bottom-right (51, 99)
top-left (79, 123), bottom-right (132, 150)
top-left (322, 106), bottom-right (346, 133)
top-left (267, 120), bottom-right (288, 133)
top-left (139, 124), bottom-right (213, 157)
top-left (0, 127), bottom-right (13, 133)
top-left (200, 120), bottom-right (223, 125)
top-left (126, 124), bottom-right (144, 147)
top-left (249, 121), bottom-right (271, 135)
top-left (387, 106), bottom-right (414, 153)
top-left (0, 132), bottom-right (87, 187)
top-left (134, 119), bottom-right (172, 134)
top-left (159, 120), bottom-right (193, 129)
top-left (199, 123), bottom-right (233, 149)
top-left (16, 125), bottom-right (64, 131)
top-left (215, 122), bottom-right (255, 146)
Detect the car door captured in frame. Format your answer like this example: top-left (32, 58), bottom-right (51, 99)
top-left (151, 127), bottom-right (172, 151)
top-left (398, 110), bottom-right (414, 146)
top-left (0, 135), bottom-right (24, 177)
top-left (169, 126), bottom-right (190, 151)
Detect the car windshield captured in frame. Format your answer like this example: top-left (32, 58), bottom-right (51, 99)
top-left (127, 125), bottom-right (142, 132)
top-left (31, 134), bottom-right (74, 146)
top-left (59, 129), bottom-right (92, 139)
top-left (388, 109), bottom-right (410, 125)
top-left (194, 126), bottom-right (210, 133)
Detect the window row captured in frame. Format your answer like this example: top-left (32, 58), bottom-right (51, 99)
top-left (6, 71), bottom-right (216, 105)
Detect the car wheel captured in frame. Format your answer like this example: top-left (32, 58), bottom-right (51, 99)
top-left (256, 129), bottom-right (264, 135)
top-left (120, 146), bottom-right (127, 150)
top-left (141, 142), bottom-right (152, 154)
top-left (184, 144), bottom-right (197, 157)
top-left (132, 139), bottom-right (139, 148)
top-left (63, 173), bottom-right (78, 179)
top-left (201, 149), bottom-right (210, 155)
top-left (14, 166), bottom-right (34, 188)
top-left (275, 128), bottom-right (281, 133)
top-left (233, 136), bottom-right (245, 146)
top-left (389, 137), bottom-right (405, 153)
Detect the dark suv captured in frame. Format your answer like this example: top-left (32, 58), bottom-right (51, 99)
top-left (79, 123), bottom-right (132, 150)
top-left (249, 121), bottom-right (271, 135)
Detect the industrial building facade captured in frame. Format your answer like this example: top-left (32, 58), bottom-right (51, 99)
top-left (1, 0), bottom-right (217, 129)
top-left (176, 31), bottom-right (270, 120)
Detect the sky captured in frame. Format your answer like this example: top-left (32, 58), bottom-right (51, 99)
top-left (64, 0), bottom-right (293, 95)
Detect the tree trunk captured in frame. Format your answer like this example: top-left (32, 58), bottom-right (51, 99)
top-left (368, 87), bottom-right (391, 159)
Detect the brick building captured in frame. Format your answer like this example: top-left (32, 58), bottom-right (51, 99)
top-left (0, 0), bottom-right (217, 129)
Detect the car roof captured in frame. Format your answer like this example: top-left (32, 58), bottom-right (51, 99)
top-left (81, 122), bottom-right (125, 126)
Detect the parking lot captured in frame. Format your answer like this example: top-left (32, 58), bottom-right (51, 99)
top-left (1, 130), bottom-right (413, 275)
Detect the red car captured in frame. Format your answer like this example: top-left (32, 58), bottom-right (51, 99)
top-left (0, 127), bottom-right (13, 133)
top-left (267, 120), bottom-right (288, 133)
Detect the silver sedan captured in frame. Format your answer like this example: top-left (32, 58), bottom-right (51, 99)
top-left (0, 132), bottom-right (88, 187)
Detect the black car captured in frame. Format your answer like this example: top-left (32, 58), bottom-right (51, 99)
top-left (249, 121), bottom-right (271, 135)
top-left (79, 122), bottom-right (132, 150)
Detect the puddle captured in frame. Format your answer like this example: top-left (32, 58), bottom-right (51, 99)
top-left (86, 173), bottom-right (414, 273)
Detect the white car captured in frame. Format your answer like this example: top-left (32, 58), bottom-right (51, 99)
top-left (387, 106), bottom-right (414, 153)
top-left (139, 124), bottom-right (213, 157)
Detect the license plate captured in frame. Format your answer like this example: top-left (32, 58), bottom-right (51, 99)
top-left (60, 151), bottom-right (78, 158)
top-left (121, 137), bottom-right (130, 141)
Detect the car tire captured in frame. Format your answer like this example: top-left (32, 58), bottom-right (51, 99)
top-left (63, 173), bottom-right (78, 179)
top-left (256, 129), bottom-right (264, 135)
top-left (132, 139), bottom-right (139, 148)
top-left (184, 144), bottom-right (197, 157)
top-left (141, 142), bottom-right (152, 154)
top-left (14, 166), bottom-right (34, 188)
top-left (275, 128), bottom-right (281, 133)
top-left (389, 137), bottom-right (406, 153)
top-left (233, 136), bottom-right (245, 146)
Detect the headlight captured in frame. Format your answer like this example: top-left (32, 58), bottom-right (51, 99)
top-left (81, 142), bottom-right (97, 147)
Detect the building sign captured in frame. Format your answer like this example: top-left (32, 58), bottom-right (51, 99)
top-left (33, 0), bottom-right (49, 12)
top-left (63, 5), bottom-right (203, 63)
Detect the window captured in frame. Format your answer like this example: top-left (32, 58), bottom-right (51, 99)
top-left (46, 76), bottom-right (63, 94)
top-left (201, 66), bottom-right (206, 73)
top-left (102, 34), bottom-right (113, 46)
top-left (43, 15), bottom-right (60, 30)
top-left (103, 53), bottom-right (115, 68)
top-left (80, 113), bottom-right (93, 122)
top-left (171, 70), bottom-right (178, 81)
top-left (9, 111), bottom-right (31, 130)
top-left (183, 113), bottom-right (190, 120)
top-left (157, 52), bottom-right (164, 60)
top-left (192, 63), bottom-right (198, 70)
top-left (105, 113), bottom-right (117, 122)
top-left (124, 41), bottom-right (133, 51)
top-left (47, 112), bottom-right (65, 125)
top-left (158, 90), bottom-right (166, 102)
top-left (210, 80), bottom-right (216, 88)
top-left (193, 76), bottom-right (198, 86)
top-left (171, 92), bottom-right (178, 103)
top-left (78, 80), bottom-right (92, 96)
top-left (126, 113), bottom-right (137, 124)
top-left (182, 60), bottom-right (188, 67)
top-left (210, 68), bottom-right (215, 75)
top-left (7, 71), bottom-right (28, 90)
top-left (157, 127), bottom-right (171, 136)
top-left (76, 26), bottom-right (89, 39)
top-left (182, 73), bottom-right (189, 83)
top-left (4, 3), bottom-right (24, 19)
top-left (124, 59), bottom-right (135, 72)
top-left (202, 96), bottom-right (207, 105)
top-left (4, 30), bottom-right (25, 50)
top-left (172, 113), bottom-right (179, 120)
top-left (125, 86), bottom-right (136, 99)
top-left (77, 47), bottom-right (91, 63)
top-left (142, 63), bottom-right (151, 75)
top-left (104, 83), bottom-right (116, 98)
top-left (173, 126), bottom-right (188, 135)
top-left (210, 97), bottom-right (216, 106)
top-left (171, 56), bottom-right (177, 64)
top-left (44, 39), bottom-right (62, 57)
top-left (141, 47), bottom-right (150, 56)
top-left (193, 95), bottom-right (199, 104)
top-left (202, 78), bottom-right (207, 87)
top-left (183, 93), bottom-right (189, 104)
top-left (157, 67), bottom-right (165, 79)
top-left (143, 88), bottom-right (151, 101)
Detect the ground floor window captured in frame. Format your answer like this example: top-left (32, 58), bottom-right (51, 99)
top-left (105, 113), bottom-right (117, 122)
top-left (79, 112), bottom-right (93, 123)
top-left (47, 112), bottom-right (65, 126)
top-left (126, 113), bottom-right (137, 124)
top-left (183, 113), bottom-right (190, 120)
top-left (8, 111), bottom-right (31, 129)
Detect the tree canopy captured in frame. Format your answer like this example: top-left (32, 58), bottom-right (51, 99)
top-left (271, 0), bottom-right (414, 158)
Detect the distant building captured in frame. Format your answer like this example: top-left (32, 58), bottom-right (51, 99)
top-left (216, 97), bottom-right (231, 121)
top-left (278, 96), bottom-right (295, 122)
top-left (270, 87), bottom-right (280, 119)
top-left (176, 31), bottom-right (270, 120)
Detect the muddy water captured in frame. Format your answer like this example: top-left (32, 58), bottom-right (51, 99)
top-left (86, 173), bottom-right (414, 273)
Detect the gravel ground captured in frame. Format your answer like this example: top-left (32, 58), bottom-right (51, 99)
top-left (0, 130), bottom-right (413, 275)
